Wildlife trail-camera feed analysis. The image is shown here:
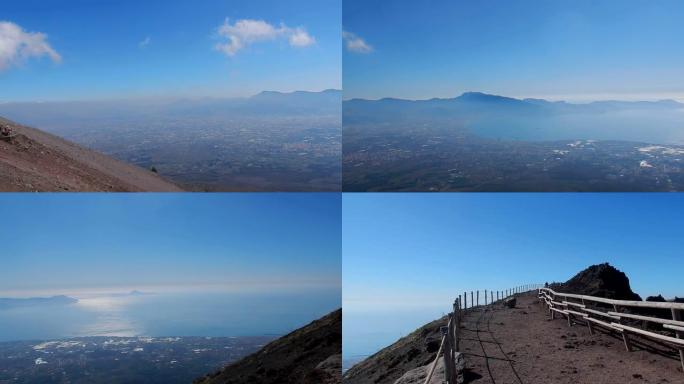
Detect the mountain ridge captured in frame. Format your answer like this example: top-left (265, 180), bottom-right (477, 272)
top-left (0, 295), bottom-right (78, 309)
top-left (343, 91), bottom-right (684, 144)
top-left (345, 91), bottom-right (684, 107)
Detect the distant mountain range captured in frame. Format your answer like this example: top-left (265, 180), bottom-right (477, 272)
top-left (344, 92), bottom-right (684, 144)
top-left (0, 295), bottom-right (78, 309)
top-left (0, 89), bottom-right (342, 129)
top-left (344, 92), bottom-right (684, 117)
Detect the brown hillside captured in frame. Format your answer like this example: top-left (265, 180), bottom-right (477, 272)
top-left (195, 309), bottom-right (341, 384)
top-left (0, 117), bottom-right (182, 192)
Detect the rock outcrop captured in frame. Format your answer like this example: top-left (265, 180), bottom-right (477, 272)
top-left (552, 263), bottom-right (641, 301)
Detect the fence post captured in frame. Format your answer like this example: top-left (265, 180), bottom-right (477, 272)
top-left (672, 308), bottom-right (684, 371)
top-left (484, 289), bottom-right (487, 306)
top-left (613, 305), bottom-right (632, 352)
top-left (455, 298), bottom-right (461, 352)
top-left (476, 291), bottom-right (479, 306)
top-left (490, 291), bottom-right (493, 304)
top-left (471, 291), bottom-right (474, 309)
top-left (442, 323), bottom-right (453, 384)
top-left (453, 299), bottom-right (459, 356)
top-left (464, 291), bottom-right (467, 309)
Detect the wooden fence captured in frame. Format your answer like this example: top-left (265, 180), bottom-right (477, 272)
top-left (539, 287), bottom-right (684, 371)
top-left (423, 284), bottom-right (543, 384)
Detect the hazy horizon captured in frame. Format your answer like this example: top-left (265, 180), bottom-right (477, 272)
top-left (1, 193), bottom-right (341, 295)
top-left (0, 88), bottom-right (342, 105)
top-left (343, 90), bottom-right (684, 103)
top-left (0, 281), bottom-right (340, 300)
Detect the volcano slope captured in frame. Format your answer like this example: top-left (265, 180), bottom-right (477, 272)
top-left (345, 294), bottom-right (681, 384)
top-left (344, 264), bottom-right (682, 384)
top-left (0, 117), bottom-right (181, 191)
top-left (194, 309), bottom-right (341, 384)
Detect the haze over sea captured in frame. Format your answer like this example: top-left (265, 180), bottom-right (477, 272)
top-left (0, 287), bottom-right (340, 343)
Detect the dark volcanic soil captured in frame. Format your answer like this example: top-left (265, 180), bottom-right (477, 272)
top-left (195, 309), bottom-right (341, 384)
top-left (0, 117), bottom-right (181, 191)
top-left (345, 294), bottom-right (682, 384)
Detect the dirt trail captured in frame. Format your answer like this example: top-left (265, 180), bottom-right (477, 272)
top-left (0, 117), bottom-right (182, 192)
top-left (460, 293), bottom-right (682, 384)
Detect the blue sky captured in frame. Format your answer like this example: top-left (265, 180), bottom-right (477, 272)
top-left (344, 193), bottom-right (683, 309)
top-left (0, 193), bottom-right (341, 296)
top-left (1, 0), bottom-right (341, 102)
top-left (343, 0), bottom-right (684, 101)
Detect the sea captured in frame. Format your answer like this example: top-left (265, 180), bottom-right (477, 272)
top-left (0, 288), bottom-right (340, 343)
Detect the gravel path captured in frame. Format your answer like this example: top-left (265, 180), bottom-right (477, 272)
top-left (459, 293), bottom-right (682, 384)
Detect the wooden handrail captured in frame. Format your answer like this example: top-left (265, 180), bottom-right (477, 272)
top-left (607, 311), bottom-right (684, 327)
top-left (582, 307), bottom-right (619, 320)
top-left (539, 286), bottom-right (684, 372)
top-left (423, 334), bottom-right (446, 384)
top-left (611, 323), bottom-right (684, 346)
top-left (665, 324), bottom-right (684, 332)
top-left (540, 288), bottom-right (684, 310)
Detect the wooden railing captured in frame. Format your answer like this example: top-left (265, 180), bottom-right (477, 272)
top-left (423, 284), bottom-right (543, 384)
top-left (539, 287), bottom-right (684, 371)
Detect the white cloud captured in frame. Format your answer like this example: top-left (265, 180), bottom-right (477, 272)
top-left (215, 18), bottom-right (315, 56)
top-left (0, 21), bottom-right (61, 71)
top-left (138, 36), bottom-right (151, 48)
top-left (342, 30), bottom-right (373, 54)
top-left (288, 27), bottom-right (316, 47)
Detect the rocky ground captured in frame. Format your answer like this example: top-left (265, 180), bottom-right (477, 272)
top-left (343, 314), bottom-right (449, 384)
top-left (0, 117), bottom-right (181, 191)
top-left (459, 293), bottom-right (682, 384)
top-left (194, 309), bottom-right (341, 384)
